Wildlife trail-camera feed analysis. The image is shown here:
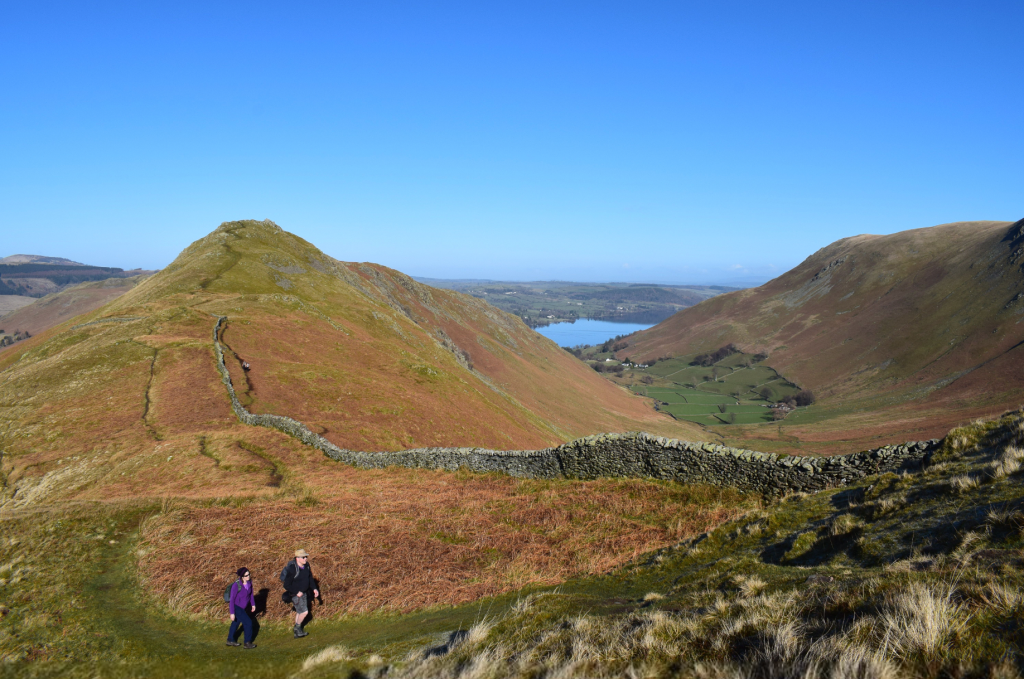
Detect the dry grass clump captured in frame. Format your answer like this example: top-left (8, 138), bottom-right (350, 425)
top-left (877, 583), bottom-right (969, 657)
top-left (872, 496), bottom-right (906, 518)
top-left (829, 513), bottom-right (863, 536)
top-left (986, 506), bottom-right (1024, 532)
top-left (950, 531), bottom-right (987, 564)
top-left (138, 472), bottom-right (753, 617)
top-left (392, 580), bottom-right (964, 679)
top-left (301, 644), bottom-right (352, 670)
top-left (974, 582), bottom-right (1023, 612)
top-left (730, 574), bottom-right (767, 598)
top-left (949, 474), bottom-right (978, 493)
top-left (990, 446), bottom-right (1024, 480)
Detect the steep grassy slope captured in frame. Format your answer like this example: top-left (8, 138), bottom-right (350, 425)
top-left (391, 409), bottom-right (1024, 679)
top-left (0, 220), bottom-right (698, 506)
top-left (2, 410), bottom-right (1023, 677)
top-left (625, 219), bottom-right (1024, 452)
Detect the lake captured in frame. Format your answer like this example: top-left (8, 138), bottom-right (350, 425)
top-left (533, 319), bottom-right (654, 348)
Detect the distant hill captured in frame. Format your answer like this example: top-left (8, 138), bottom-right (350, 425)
top-left (624, 218), bottom-right (1024, 452)
top-left (416, 279), bottom-right (735, 328)
top-left (0, 254), bottom-right (86, 266)
top-left (0, 254), bottom-right (156, 298)
top-left (0, 220), bottom-right (698, 504)
top-left (0, 275), bottom-right (151, 352)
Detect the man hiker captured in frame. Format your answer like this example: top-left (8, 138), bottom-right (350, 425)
top-left (282, 548), bottom-right (319, 638)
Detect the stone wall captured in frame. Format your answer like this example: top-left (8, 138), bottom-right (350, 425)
top-left (212, 316), bottom-right (938, 494)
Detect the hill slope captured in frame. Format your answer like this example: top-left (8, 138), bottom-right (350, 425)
top-left (0, 275), bottom-right (150, 352)
top-left (0, 254), bottom-right (86, 265)
top-left (0, 220), bottom-right (697, 504)
top-left (625, 218), bottom-right (1024, 451)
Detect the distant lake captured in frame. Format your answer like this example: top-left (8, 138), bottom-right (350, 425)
top-left (534, 319), bottom-right (655, 348)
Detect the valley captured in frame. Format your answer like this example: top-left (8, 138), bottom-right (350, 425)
top-left (3, 217), bottom-right (1024, 678)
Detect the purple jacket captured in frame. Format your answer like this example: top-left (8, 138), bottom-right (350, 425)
top-left (228, 580), bottom-right (255, 610)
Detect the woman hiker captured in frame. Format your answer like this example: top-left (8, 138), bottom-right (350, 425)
top-left (226, 567), bottom-right (257, 649)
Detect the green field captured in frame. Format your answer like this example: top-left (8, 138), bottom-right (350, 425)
top-left (627, 352), bottom-right (803, 425)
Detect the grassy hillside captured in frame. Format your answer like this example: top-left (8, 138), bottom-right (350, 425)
top-left (390, 409), bottom-right (1024, 679)
top-left (624, 219), bottom-right (1024, 453)
top-left (2, 409), bottom-right (1022, 677)
top-left (0, 220), bottom-right (699, 506)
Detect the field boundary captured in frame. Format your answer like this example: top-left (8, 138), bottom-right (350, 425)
top-left (211, 316), bottom-right (938, 494)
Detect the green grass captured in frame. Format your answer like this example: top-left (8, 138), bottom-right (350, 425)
top-left (626, 352), bottom-right (804, 426)
top-left (0, 502), bottom-right (520, 678)
top-left (384, 410), bottom-right (1024, 679)
top-left (4, 411), bottom-right (1024, 677)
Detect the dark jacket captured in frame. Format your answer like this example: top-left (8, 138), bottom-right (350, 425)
top-left (282, 560), bottom-right (316, 596)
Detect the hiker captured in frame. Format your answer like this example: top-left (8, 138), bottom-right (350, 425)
top-left (282, 549), bottom-right (319, 638)
top-left (226, 567), bottom-right (257, 649)
top-left (242, 361), bottom-right (251, 371)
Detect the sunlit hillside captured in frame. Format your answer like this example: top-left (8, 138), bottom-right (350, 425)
top-left (0, 219), bottom-right (700, 505)
top-left (624, 218), bottom-right (1024, 452)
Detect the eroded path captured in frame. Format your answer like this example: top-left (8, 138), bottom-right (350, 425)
top-left (0, 505), bottom-right (504, 678)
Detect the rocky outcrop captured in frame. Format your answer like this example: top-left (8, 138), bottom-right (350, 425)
top-left (212, 317), bottom-right (938, 494)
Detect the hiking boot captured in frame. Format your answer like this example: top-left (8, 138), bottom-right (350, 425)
top-left (244, 642), bottom-right (257, 649)
top-left (225, 641), bottom-right (241, 647)
top-left (293, 624), bottom-right (308, 638)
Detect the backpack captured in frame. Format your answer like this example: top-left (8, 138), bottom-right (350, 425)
top-left (279, 560), bottom-right (297, 586)
top-left (223, 579), bottom-right (240, 603)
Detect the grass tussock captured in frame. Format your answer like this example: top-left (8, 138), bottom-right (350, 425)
top-left (877, 583), bottom-right (969, 657)
top-left (385, 410), bottom-right (1024, 679)
top-left (301, 644), bottom-right (352, 670)
top-left (949, 473), bottom-right (978, 493)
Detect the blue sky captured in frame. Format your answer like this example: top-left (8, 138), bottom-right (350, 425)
top-left (2, 2), bottom-right (1021, 285)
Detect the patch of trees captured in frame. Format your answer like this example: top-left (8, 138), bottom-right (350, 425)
top-left (600, 333), bottom-right (634, 353)
top-left (0, 329), bottom-right (30, 347)
top-left (562, 346), bottom-right (585, 359)
top-left (592, 363), bottom-right (624, 375)
top-left (753, 351), bottom-right (769, 362)
top-left (761, 387), bottom-right (815, 407)
top-left (780, 390), bottom-right (816, 407)
top-left (640, 375), bottom-right (655, 385)
top-left (692, 344), bottom-right (739, 367)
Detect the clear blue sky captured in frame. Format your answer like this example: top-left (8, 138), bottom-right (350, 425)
top-left (2, 2), bottom-right (1021, 285)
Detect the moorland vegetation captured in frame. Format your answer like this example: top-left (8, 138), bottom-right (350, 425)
top-left (3, 218), bottom-right (1024, 678)
top-left (616, 218), bottom-right (1024, 453)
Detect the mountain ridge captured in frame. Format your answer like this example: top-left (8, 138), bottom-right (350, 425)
top-left (623, 218), bottom-right (1024, 452)
top-left (0, 220), bottom-right (700, 505)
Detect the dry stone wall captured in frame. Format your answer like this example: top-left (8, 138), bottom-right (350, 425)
top-left (212, 317), bottom-right (938, 494)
